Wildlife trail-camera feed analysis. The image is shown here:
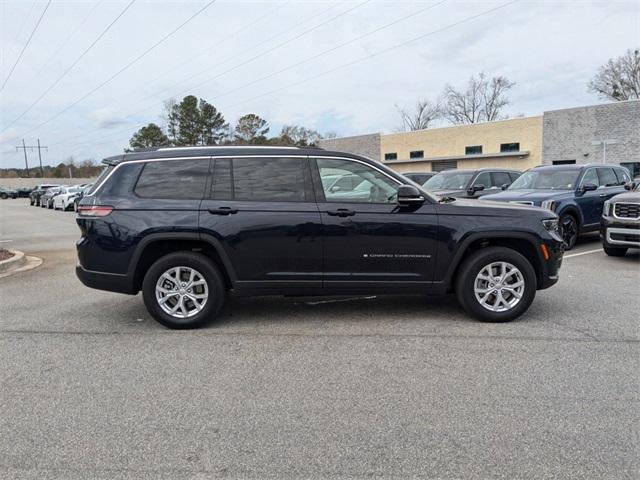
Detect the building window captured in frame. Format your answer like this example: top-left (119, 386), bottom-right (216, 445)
top-left (384, 152), bottom-right (397, 161)
top-left (553, 160), bottom-right (576, 165)
top-left (465, 145), bottom-right (482, 155)
top-left (500, 142), bottom-right (520, 152)
top-left (409, 150), bottom-right (424, 159)
top-left (432, 160), bottom-right (457, 172)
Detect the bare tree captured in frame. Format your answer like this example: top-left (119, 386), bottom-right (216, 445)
top-left (588, 48), bottom-right (640, 101)
top-left (442, 72), bottom-right (515, 124)
top-left (397, 99), bottom-right (441, 131)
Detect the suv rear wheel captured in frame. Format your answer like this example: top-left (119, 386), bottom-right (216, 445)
top-left (455, 247), bottom-right (537, 322)
top-left (142, 251), bottom-right (225, 329)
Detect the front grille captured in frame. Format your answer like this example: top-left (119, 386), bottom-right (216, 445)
top-left (610, 232), bottom-right (640, 244)
top-left (614, 202), bottom-right (640, 219)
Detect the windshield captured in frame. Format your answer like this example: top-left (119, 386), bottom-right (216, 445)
top-left (509, 169), bottom-right (579, 190)
top-left (423, 171), bottom-right (474, 191)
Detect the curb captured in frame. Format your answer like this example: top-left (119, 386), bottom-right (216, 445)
top-left (0, 250), bottom-right (26, 273)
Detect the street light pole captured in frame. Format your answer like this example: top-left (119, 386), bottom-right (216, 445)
top-left (591, 139), bottom-right (619, 164)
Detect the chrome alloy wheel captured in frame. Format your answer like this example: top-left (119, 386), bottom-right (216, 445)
top-left (155, 266), bottom-right (208, 318)
top-left (473, 261), bottom-right (525, 312)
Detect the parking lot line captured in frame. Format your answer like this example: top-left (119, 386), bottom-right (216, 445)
top-left (564, 248), bottom-right (603, 259)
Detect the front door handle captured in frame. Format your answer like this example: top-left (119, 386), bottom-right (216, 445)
top-left (599, 194), bottom-right (607, 197)
top-left (327, 208), bottom-right (356, 217)
top-left (208, 207), bottom-right (238, 215)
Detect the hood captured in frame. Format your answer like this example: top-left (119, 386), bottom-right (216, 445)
top-left (431, 189), bottom-right (466, 197)
top-left (438, 197), bottom-right (552, 219)
top-left (481, 189), bottom-right (573, 206)
top-left (609, 191), bottom-right (640, 203)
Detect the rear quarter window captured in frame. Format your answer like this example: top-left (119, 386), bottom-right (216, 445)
top-left (135, 159), bottom-right (209, 199)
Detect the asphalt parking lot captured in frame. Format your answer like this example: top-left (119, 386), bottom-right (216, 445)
top-left (1, 200), bottom-right (638, 479)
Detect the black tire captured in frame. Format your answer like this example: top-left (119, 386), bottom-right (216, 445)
top-left (455, 246), bottom-right (537, 323)
top-left (559, 213), bottom-right (578, 250)
top-left (603, 245), bottom-right (627, 257)
top-left (30, 198), bottom-right (34, 206)
top-left (0, 193), bottom-right (7, 199)
top-left (142, 251), bottom-right (225, 329)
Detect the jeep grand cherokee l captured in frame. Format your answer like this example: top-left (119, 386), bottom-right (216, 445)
top-left (76, 146), bottom-right (563, 329)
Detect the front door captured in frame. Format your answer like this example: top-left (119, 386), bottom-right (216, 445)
top-left (199, 156), bottom-right (322, 292)
top-left (312, 157), bottom-right (438, 293)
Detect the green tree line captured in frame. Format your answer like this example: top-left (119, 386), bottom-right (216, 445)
top-left (129, 95), bottom-right (335, 150)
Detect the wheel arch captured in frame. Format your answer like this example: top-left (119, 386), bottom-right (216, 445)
top-left (128, 233), bottom-right (237, 293)
top-left (443, 232), bottom-right (545, 292)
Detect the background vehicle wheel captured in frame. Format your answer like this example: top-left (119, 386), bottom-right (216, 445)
top-left (0, 193), bottom-right (7, 199)
top-left (455, 246), bottom-right (537, 323)
top-left (559, 213), bottom-right (578, 250)
top-left (30, 198), bottom-right (34, 206)
top-left (603, 245), bottom-right (627, 257)
top-left (142, 251), bottom-right (225, 329)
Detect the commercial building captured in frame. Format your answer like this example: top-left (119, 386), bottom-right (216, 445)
top-left (319, 99), bottom-right (639, 176)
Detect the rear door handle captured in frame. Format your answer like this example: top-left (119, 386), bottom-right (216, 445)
top-left (208, 207), bottom-right (238, 215)
top-left (327, 208), bottom-right (356, 217)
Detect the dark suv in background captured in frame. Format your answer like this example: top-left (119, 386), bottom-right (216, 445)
top-left (76, 147), bottom-right (563, 329)
top-left (423, 168), bottom-right (521, 199)
top-left (482, 164), bottom-right (631, 249)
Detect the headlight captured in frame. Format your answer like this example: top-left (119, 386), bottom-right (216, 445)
top-left (541, 200), bottom-right (556, 211)
top-left (602, 200), bottom-right (611, 216)
top-left (542, 218), bottom-right (559, 233)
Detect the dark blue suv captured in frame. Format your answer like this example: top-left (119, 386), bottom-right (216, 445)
top-left (76, 146), bottom-right (563, 329)
top-left (482, 164), bottom-right (631, 249)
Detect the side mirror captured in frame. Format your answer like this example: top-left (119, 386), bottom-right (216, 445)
top-left (624, 181), bottom-right (636, 191)
top-left (330, 185), bottom-right (341, 193)
top-left (501, 183), bottom-right (511, 191)
top-left (467, 184), bottom-right (485, 196)
top-left (397, 185), bottom-right (425, 206)
top-left (581, 183), bottom-right (598, 193)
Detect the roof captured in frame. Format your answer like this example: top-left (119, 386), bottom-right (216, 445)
top-left (436, 168), bottom-right (520, 174)
top-left (532, 163), bottom-right (621, 171)
top-left (102, 145), bottom-right (343, 165)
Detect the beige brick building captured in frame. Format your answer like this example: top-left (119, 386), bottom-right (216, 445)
top-left (380, 116), bottom-right (543, 173)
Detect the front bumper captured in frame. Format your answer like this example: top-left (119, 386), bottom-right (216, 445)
top-left (539, 238), bottom-right (563, 290)
top-left (600, 216), bottom-right (640, 248)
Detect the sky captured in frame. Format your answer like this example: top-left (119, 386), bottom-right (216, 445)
top-left (0, 0), bottom-right (638, 168)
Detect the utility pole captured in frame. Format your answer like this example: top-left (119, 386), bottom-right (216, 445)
top-left (15, 140), bottom-right (48, 177)
top-left (16, 139), bottom-right (30, 177)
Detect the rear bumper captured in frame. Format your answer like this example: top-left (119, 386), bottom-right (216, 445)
top-left (75, 264), bottom-right (137, 295)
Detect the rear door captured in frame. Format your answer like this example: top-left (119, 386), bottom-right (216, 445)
top-left (199, 156), bottom-right (322, 292)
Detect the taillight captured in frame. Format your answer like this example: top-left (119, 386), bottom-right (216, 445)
top-left (78, 205), bottom-right (113, 217)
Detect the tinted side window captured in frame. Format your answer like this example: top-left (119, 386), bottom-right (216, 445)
top-left (597, 168), bottom-right (618, 187)
top-left (492, 172), bottom-right (512, 189)
top-left (614, 168), bottom-right (630, 184)
top-left (101, 163), bottom-right (144, 197)
top-left (580, 168), bottom-right (599, 187)
top-left (509, 172), bottom-right (521, 182)
top-left (473, 172), bottom-right (492, 188)
top-left (135, 159), bottom-right (209, 199)
top-left (232, 157), bottom-right (307, 202)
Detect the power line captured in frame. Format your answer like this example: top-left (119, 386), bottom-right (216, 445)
top-left (46, 1), bottom-right (353, 147)
top-left (12, 0), bottom-right (219, 140)
top-left (3, 0), bottom-right (39, 68)
top-left (225, 0), bottom-right (520, 110)
top-left (104, 0), bottom-right (361, 126)
top-left (1, 0), bottom-right (52, 91)
top-left (52, 0), bottom-right (520, 153)
top-left (2, 0), bottom-right (136, 132)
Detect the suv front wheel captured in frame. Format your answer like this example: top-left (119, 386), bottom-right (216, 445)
top-left (142, 251), bottom-right (225, 329)
top-left (455, 247), bottom-right (537, 322)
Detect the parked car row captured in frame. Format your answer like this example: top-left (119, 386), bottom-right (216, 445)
top-left (29, 183), bottom-right (93, 211)
top-left (407, 164), bottom-right (633, 250)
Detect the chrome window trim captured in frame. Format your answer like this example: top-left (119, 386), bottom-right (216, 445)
top-left (88, 154), bottom-right (437, 202)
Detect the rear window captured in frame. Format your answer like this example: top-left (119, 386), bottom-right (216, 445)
top-left (597, 168), bottom-right (618, 187)
top-left (135, 159), bottom-right (209, 199)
